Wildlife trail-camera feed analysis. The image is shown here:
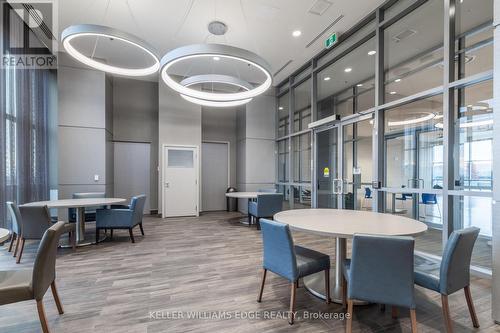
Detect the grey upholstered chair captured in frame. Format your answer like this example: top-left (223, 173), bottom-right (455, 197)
top-left (6, 202), bottom-right (22, 256)
top-left (16, 206), bottom-right (75, 263)
top-left (0, 222), bottom-right (66, 333)
top-left (248, 193), bottom-right (283, 230)
top-left (343, 234), bottom-right (417, 333)
top-left (258, 188), bottom-right (277, 193)
top-left (414, 227), bottom-right (480, 333)
top-left (95, 195), bottom-right (146, 243)
top-left (68, 192), bottom-right (105, 222)
top-left (258, 219), bottom-right (330, 325)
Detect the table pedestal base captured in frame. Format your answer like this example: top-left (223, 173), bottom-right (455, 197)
top-left (302, 237), bottom-right (369, 305)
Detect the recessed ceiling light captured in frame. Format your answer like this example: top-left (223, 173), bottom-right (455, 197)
top-left (357, 84), bottom-right (363, 87)
top-left (389, 91), bottom-right (397, 95)
top-left (368, 50), bottom-right (376, 56)
top-left (213, 56), bottom-right (220, 61)
top-left (344, 67), bottom-right (352, 73)
top-left (292, 30), bottom-right (302, 37)
top-left (278, 106), bottom-right (284, 110)
top-left (324, 77), bottom-right (331, 81)
top-left (394, 78), bottom-right (401, 83)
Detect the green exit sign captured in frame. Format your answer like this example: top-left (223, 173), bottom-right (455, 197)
top-left (324, 33), bottom-right (338, 49)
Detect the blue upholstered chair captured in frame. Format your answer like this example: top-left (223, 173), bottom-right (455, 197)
top-left (361, 187), bottom-right (372, 210)
top-left (68, 192), bottom-right (105, 222)
top-left (414, 227), bottom-right (480, 333)
top-left (343, 234), bottom-right (417, 333)
top-left (257, 219), bottom-right (330, 325)
top-left (95, 195), bottom-right (146, 244)
top-left (248, 193), bottom-right (283, 230)
top-left (420, 193), bottom-right (441, 219)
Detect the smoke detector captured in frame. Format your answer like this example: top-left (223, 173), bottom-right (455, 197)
top-left (208, 21), bottom-right (228, 36)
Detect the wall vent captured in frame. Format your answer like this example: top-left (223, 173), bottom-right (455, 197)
top-left (392, 29), bottom-right (417, 43)
top-left (306, 14), bottom-right (344, 48)
top-left (308, 0), bottom-right (333, 16)
top-left (274, 60), bottom-right (293, 77)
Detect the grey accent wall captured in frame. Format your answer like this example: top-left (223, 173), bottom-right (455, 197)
top-left (201, 106), bottom-right (238, 188)
top-left (236, 93), bottom-right (276, 213)
top-left (57, 53), bottom-right (113, 212)
top-left (158, 84), bottom-right (202, 214)
top-left (112, 77), bottom-right (159, 210)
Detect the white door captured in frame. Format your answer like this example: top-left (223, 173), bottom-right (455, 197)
top-left (202, 142), bottom-right (229, 211)
top-left (162, 145), bottom-right (199, 217)
top-left (114, 142), bottom-right (150, 213)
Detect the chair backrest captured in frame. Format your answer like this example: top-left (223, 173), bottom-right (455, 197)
top-left (258, 188), bottom-right (277, 193)
top-left (32, 221), bottom-right (65, 301)
top-left (73, 192), bottom-right (106, 213)
top-left (6, 201), bottom-right (22, 234)
top-left (260, 219), bottom-right (298, 281)
top-left (349, 234), bottom-right (416, 309)
top-left (18, 206), bottom-right (52, 239)
top-left (439, 227), bottom-right (480, 295)
top-left (256, 193), bottom-right (283, 217)
top-left (421, 193), bottom-right (437, 204)
top-left (364, 187), bottom-right (372, 198)
top-left (130, 195), bottom-right (147, 223)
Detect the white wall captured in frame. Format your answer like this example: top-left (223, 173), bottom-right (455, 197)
top-left (158, 84), bottom-right (202, 214)
top-left (236, 92), bottom-right (276, 212)
top-left (57, 54), bottom-right (113, 208)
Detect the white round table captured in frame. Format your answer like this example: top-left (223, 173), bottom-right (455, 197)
top-left (21, 198), bottom-right (126, 246)
top-left (225, 192), bottom-right (275, 225)
top-left (0, 228), bottom-right (10, 244)
top-left (274, 208), bottom-right (428, 303)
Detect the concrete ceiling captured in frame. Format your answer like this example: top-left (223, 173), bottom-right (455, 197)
top-left (57, 0), bottom-right (386, 85)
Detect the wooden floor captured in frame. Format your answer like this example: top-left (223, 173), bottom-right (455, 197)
top-left (0, 211), bottom-right (498, 333)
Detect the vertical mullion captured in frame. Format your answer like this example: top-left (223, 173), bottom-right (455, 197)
top-left (373, 8), bottom-right (385, 212)
top-left (288, 78), bottom-right (294, 208)
top-left (442, 0), bottom-right (456, 247)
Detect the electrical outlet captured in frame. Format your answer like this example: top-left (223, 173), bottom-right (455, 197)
top-left (94, 174), bottom-right (99, 182)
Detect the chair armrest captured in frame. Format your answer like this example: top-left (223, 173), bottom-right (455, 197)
top-left (96, 209), bottom-right (134, 228)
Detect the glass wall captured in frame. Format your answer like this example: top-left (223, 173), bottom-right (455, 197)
top-left (275, 0), bottom-right (494, 273)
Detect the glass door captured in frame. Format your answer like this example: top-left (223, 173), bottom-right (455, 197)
top-left (340, 117), bottom-right (373, 210)
top-left (315, 126), bottom-right (340, 208)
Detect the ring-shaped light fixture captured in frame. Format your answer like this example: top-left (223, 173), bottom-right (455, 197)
top-left (61, 24), bottom-right (160, 77)
top-left (160, 44), bottom-right (272, 102)
top-left (179, 74), bottom-right (253, 107)
top-left (388, 113), bottom-right (436, 127)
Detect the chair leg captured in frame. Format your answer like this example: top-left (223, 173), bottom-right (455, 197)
top-left (392, 306), bottom-right (398, 319)
top-left (346, 299), bottom-right (353, 333)
top-left (248, 213), bottom-right (252, 227)
top-left (139, 223), bottom-right (145, 236)
top-left (8, 232), bottom-right (16, 252)
top-left (13, 235), bottom-right (20, 257)
top-left (50, 281), bottom-right (64, 314)
top-left (71, 231), bottom-right (76, 250)
top-left (36, 299), bottom-right (50, 333)
top-left (441, 294), bottom-right (454, 333)
top-left (464, 286), bottom-right (480, 328)
top-left (129, 228), bottom-right (135, 243)
top-left (325, 269), bottom-right (330, 304)
top-left (257, 269), bottom-right (267, 302)
top-left (16, 238), bottom-right (25, 264)
top-left (95, 228), bottom-right (99, 245)
top-left (342, 276), bottom-right (347, 309)
top-left (289, 282), bottom-right (296, 325)
top-left (110, 229), bottom-right (113, 240)
top-left (410, 309), bottom-right (418, 333)
top-left (256, 218), bottom-right (261, 230)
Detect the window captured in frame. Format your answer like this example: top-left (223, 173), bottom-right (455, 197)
top-left (384, 0), bottom-right (444, 102)
top-left (277, 139), bottom-right (289, 182)
top-left (317, 37), bottom-right (376, 120)
top-left (277, 92), bottom-right (289, 138)
top-left (293, 79), bottom-right (311, 132)
top-left (292, 133), bottom-right (311, 183)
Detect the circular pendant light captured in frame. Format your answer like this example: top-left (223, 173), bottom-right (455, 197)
top-left (61, 24), bottom-right (160, 77)
top-left (179, 74), bottom-right (253, 107)
top-left (160, 43), bottom-right (272, 102)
